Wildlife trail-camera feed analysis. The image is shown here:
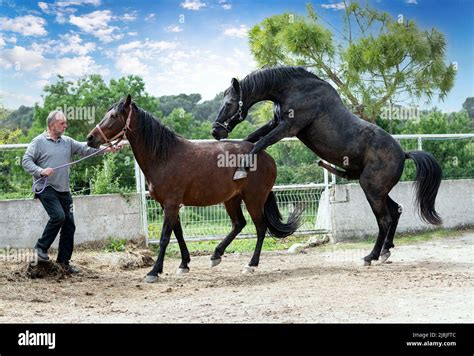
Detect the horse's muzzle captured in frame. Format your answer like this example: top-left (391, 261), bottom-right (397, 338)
top-left (86, 134), bottom-right (101, 148)
top-left (211, 126), bottom-right (228, 140)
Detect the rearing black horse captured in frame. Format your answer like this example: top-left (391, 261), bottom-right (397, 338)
top-left (212, 66), bottom-right (442, 265)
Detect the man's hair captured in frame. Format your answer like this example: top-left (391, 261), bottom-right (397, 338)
top-left (46, 110), bottom-right (65, 127)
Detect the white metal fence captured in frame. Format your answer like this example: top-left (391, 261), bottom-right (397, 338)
top-left (1, 133), bottom-right (473, 244)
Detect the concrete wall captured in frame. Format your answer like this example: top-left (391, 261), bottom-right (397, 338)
top-left (1, 180), bottom-right (472, 248)
top-left (324, 179), bottom-right (474, 242)
top-left (0, 194), bottom-right (143, 248)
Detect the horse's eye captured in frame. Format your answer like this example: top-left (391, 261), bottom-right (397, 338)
top-left (225, 102), bottom-right (232, 107)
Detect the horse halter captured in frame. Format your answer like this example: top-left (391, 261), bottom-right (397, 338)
top-left (215, 84), bottom-right (244, 133)
top-left (95, 104), bottom-right (133, 146)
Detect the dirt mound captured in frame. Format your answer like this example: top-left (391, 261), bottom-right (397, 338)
top-left (25, 261), bottom-right (70, 279)
top-left (87, 250), bottom-right (154, 270)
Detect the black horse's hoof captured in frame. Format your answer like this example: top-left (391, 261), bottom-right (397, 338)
top-left (380, 250), bottom-right (391, 263)
top-left (144, 274), bottom-right (158, 283)
top-left (210, 257), bottom-right (221, 268)
top-left (233, 169), bottom-right (247, 180)
top-left (177, 267), bottom-right (190, 275)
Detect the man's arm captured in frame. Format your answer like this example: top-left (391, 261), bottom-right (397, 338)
top-left (70, 138), bottom-right (104, 157)
top-left (22, 139), bottom-right (45, 179)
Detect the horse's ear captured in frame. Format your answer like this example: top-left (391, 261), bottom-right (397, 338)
top-left (231, 78), bottom-right (240, 94)
top-left (125, 94), bottom-right (132, 107)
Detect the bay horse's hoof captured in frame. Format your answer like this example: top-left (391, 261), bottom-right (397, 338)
top-left (362, 259), bottom-right (371, 266)
top-left (233, 169), bottom-right (247, 180)
top-left (177, 267), bottom-right (190, 275)
top-left (380, 251), bottom-right (391, 264)
top-left (210, 258), bottom-right (221, 268)
top-left (242, 265), bottom-right (256, 274)
top-left (144, 274), bottom-right (159, 283)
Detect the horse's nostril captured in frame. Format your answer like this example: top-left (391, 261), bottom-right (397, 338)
top-left (87, 135), bottom-right (93, 142)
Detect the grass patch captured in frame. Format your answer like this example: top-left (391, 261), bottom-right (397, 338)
top-left (146, 227), bottom-right (471, 259)
top-left (104, 237), bottom-right (127, 252)
top-left (148, 235), bottom-right (312, 259)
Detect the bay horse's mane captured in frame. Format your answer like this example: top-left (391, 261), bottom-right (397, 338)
top-left (115, 99), bottom-right (177, 160)
top-left (240, 66), bottom-right (324, 96)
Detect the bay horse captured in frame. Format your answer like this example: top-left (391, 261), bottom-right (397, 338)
top-left (212, 66), bottom-right (442, 266)
top-left (86, 95), bottom-right (302, 283)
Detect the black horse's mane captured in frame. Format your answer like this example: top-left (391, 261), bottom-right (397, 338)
top-left (115, 100), bottom-right (177, 160)
top-left (240, 66), bottom-right (323, 96)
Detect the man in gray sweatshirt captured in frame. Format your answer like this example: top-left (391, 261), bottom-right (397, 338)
top-left (22, 110), bottom-right (121, 273)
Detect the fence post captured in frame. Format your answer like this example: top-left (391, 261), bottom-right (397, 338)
top-left (417, 136), bottom-right (423, 151)
top-left (134, 158), bottom-right (149, 245)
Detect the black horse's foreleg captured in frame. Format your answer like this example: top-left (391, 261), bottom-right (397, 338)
top-left (234, 122), bottom-right (292, 180)
top-left (173, 216), bottom-right (191, 273)
top-left (145, 207), bottom-right (179, 282)
top-left (244, 120), bottom-right (277, 143)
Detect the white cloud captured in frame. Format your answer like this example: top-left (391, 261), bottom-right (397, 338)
top-left (56, 0), bottom-right (101, 6)
top-left (219, 0), bottom-right (232, 10)
top-left (38, 2), bottom-right (49, 11)
top-left (165, 25), bottom-right (183, 33)
top-left (114, 39), bottom-right (177, 76)
top-left (145, 13), bottom-right (155, 21)
top-left (0, 15), bottom-right (47, 36)
top-left (57, 33), bottom-right (96, 55)
top-left (223, 25), bottom-right (249, 38)
top-left (181, 0), bottom-right (206, 11)
top-left (0, 90), bottom-right (38, 108)
top-left (115, 55), bottom-right (149, 76)
top-left (38, 0), bottom-right (101, 24)
top-left (405, 0), bottom-right (418, 4)
top-left (117, 39), bottom-right (177, 56)
top-left (119, 11), bottom-right (138, 22)
top-left (0, 45), bottom-right (106, 79)
top-left (70, 10), bottom-right (122, 42)
top-left (141, 46), bottom-right (256, 100)
top-left (48, 55), bottom-right (105, 78)
top-left (321, 2), bottom-right (346, 10)
top-left (33, 79), bottom-right (50, 89)
top-left (0, 46), bottom-right (45, 71)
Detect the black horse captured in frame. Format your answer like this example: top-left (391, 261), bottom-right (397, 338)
top-left (212, 66), bottom-right (442, 265)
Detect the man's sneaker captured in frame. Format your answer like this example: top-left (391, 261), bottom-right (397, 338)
top-left (36, 248), bottom-right (49, 261)
top-left (58, 263), bottom-right (80, 274)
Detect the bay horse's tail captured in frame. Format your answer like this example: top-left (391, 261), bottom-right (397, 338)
top-left (405, 151), bottom-right (443, 225)
top-left (263, 191), bottom-right (304, 238)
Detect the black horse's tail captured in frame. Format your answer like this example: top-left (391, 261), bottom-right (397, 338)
top-left (263, 192), bottom-right (304, 238)
top-left (405, 151), bottom-right (442, 225)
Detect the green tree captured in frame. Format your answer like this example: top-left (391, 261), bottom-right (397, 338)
top-left (248, 1), bottom-right (456, 122)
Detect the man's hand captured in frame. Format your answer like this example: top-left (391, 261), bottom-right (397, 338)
top-left (105, 142), bottom-right (124, 153)
top-left (41, 167), bottom-right (54, 177)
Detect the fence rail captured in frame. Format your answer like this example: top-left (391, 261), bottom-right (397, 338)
top-left (1, 134), bottom-right (473, 243)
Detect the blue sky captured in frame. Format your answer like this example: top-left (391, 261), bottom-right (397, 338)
top-left (0, 0), bottom-right (473, 112)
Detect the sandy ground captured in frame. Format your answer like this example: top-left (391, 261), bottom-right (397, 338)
top-left (0, 231), bottom-right (473, 323)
